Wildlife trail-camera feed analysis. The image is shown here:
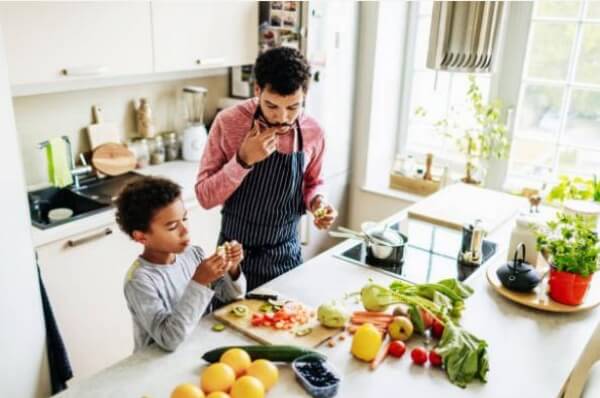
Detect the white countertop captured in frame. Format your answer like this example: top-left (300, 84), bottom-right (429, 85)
top-left (53, 210), bottom-right (600, 398)
top-left (30, 161), bottom-right (201, 247)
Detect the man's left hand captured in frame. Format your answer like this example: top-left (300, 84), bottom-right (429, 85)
top-left (311, 196), bottom-right (337, 230)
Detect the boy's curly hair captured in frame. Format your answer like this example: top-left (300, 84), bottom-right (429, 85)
top-left (254, 47), bottom-right (311, 95)
top-left (115, 176), bottom-right (181, 237)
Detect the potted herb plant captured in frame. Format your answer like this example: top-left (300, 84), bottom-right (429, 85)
top-left (536, 213), bottom-right (600, 306)
top-left (424, 75), bottom-right (510, 185)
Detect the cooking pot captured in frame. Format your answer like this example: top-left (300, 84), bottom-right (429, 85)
top-left (330, 223), bottom-right (407, 264)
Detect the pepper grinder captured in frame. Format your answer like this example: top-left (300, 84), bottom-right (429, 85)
top-left (459, 220), bottom-right (485, 265)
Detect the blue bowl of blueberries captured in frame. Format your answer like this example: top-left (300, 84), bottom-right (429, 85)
top-left (292, 354), bottom-right (341, 398)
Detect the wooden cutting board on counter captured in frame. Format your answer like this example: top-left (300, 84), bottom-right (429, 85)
top-left (407, 183), bottom-right (527, 233)
top-left (91, 143), bottom-right (136, 176)
top-left (213, 290), bottom-right (340, 348)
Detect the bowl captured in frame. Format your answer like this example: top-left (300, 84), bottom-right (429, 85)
top-left (292, 354), bottom-right (341, 398)
top-left (48, 207), bottom-right (74, 222)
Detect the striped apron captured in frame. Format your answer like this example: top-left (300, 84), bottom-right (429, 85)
top-left (218, 109), bottom-right (306, 291)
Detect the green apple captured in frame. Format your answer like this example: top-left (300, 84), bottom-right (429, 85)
top-left (388, 316), bottom-right (414, 341)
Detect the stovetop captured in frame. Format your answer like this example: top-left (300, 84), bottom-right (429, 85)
top-left (334, 219), bottom-right (497, 284)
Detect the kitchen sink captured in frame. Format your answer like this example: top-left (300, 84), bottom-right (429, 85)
top-left (28, 171), bottom-right (144, 229)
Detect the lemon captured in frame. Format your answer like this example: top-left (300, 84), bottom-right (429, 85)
top-left (245, 359), bottom-right (279, 391)
top-left (230, 376), bottom-right (265, 398)
top-left (171, 383), bottom-right (205, 398)
top-left (351, 323), bottom-right (382, 362)
top-left (206, 393), bottom-right (230, 398)
top-left (200, 363), bottom-right (236, 394)
top-left (220, 348), bottom-right (252, 377)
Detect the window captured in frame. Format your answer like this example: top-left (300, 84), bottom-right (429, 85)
top-left (507, 0), bottom-right (600, 188)
top-left (399, 1), bottom-right (492, 171)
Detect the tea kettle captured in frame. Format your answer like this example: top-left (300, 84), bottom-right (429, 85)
top-left (496, 243), bottom-right (542, 293)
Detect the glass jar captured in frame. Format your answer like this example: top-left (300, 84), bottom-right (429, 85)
top-left (128, 138), bottom-right (150, 169)
top-left (150, 136), bottom-right (165, 165)
top-left (163, 132), bottom-right (180, 161)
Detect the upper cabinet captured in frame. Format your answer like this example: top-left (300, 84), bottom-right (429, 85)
top-left (0, 2), bottom-right (258, 94)
top-left (151, 2), bottom-right (258, 73)
top-left (0, 2), bottom-right (153, 86)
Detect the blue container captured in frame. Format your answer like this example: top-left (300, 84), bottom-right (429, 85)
top-left (292, 354), bottom-right (341, 398)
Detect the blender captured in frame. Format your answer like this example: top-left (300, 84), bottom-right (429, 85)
top-left (181, 86), bottom-right (208, 161)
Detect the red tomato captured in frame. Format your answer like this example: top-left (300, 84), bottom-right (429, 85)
top-left (388, 341), bottom-right (406, 358)
top-left (411, 347), bottom-right (428, 365)
top-left (429, 350), bottom-right (443, 367)
top-left (431, 318), bottom-right (445, 339)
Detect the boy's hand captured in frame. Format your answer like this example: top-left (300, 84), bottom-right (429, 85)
top-left (226, 241), bottom-right (243, 277)
top-left (217, 241), bottom-right (244, 279)
top-left (310, 196), bottom-right (337, 230)
top-left (192, 254), bottom-right (227, 286)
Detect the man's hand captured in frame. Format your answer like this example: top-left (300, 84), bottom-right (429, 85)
top-left (237, 121), bottom-right (278, 167)
top-left (311, 195), bottom-right (337, 230)
top-left (192, 254), bottom-right (227, 286)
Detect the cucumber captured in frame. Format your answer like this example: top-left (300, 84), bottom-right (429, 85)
top-left (202, 345), bottom-right (325, 363)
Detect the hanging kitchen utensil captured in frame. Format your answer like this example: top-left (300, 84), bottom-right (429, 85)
top-left (91, 143), bottom-right (136, 176)
top-left (496, 243), bottom-right (542, 293)
top-left (86, 105), bottom-right (121, 150)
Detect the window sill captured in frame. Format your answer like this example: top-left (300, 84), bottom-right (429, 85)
top-left (360, 183), bottom-right (427, 204)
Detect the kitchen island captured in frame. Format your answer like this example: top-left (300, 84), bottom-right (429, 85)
top-left (54, 194), bottom-right (600, 398)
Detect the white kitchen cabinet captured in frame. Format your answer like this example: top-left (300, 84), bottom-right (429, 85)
top-left (0, 2), bottom-right (153, 87)
top-left (151, 2), bottom-right (258, 73)
top-left (36, 223), bottom-right (140, 382)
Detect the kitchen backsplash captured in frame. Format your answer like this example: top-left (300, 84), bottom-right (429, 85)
top-left (12, 74), bottom-right (228, 186)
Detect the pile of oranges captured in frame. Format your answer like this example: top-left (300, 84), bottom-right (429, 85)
top-left (171, 348), bottom-right (279, 398)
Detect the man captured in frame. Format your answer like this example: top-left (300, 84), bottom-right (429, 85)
top-left (195, 47), bottom-right (336, 290)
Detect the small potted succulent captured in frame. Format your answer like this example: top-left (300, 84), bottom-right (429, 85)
top-left (535, 213), bottom-right (599, 306)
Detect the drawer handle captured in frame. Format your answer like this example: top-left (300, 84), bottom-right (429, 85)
top-left (67, 228), bottom-right (112, 248)
top-left (61, 65), bottom-right (108, 77)
top-left (195, 58), bottom-right (225, 66)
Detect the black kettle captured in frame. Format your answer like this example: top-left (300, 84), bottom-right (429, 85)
top-left (497, 243), bottom-right (542, 293)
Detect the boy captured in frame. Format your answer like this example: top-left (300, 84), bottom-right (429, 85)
top-left (116, 176), bottom-right (246, 352)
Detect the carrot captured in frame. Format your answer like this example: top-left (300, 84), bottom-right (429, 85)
top-left (351, 316), bottom-right (394, 324)
top-left (351, 318), bottom-right (392, 327)
top-left (370, 336), bottom-right (391, 370)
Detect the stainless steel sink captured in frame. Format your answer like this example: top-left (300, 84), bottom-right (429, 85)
top-left (28, 171), bottom-right (144, 229)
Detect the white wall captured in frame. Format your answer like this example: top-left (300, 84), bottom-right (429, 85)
top-left (13, 74), bottom-right (228, 186)
top-left (347, 2), bottom-right (415, 229)
top-left (0, 28), bottom-right (49, 398)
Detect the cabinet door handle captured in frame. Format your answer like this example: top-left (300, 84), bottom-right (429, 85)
top-left (67, 228), bottom-right (112, 248)
top-left (61, 65), bottom-right (108, 77)
top-left (195, 58), bottom-right (225, 66)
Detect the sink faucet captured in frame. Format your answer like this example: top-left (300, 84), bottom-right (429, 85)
top-left (38, 136), bottom-right (93, 189)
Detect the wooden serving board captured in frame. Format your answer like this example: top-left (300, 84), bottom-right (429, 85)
top-left (486, 260), bottom-right (600, 313)
top-left (407, 183), bottom-right (527, 233)
top-left (91, 143), bottom-right (136, 176)
top-left (213, 291), bottom-right (341, 348)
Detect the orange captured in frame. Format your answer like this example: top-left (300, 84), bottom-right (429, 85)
top-left (200, 363), bottom-right (235, 394)
top-left (230, 376), bottom-right (264, 398)
top-left (171, 383), bottom-right (205, 398)
top-left (206, 393), bottom-right (230, 398)
top-left (219, 348), bottom-right (252, 377)
top-left (245, 359), bottom-right (279, 391)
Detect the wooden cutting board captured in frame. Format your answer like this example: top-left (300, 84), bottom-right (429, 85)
top-left (407, 183), bottom-right (527, 233)
top-left (213, 291), bottom-right (341, 348)
top-left (487, 259), bottom-right (600, 313)
top-left (91, 143), bottom-right (136, 176)
top-left (87, 105), bottom-right (121, 150)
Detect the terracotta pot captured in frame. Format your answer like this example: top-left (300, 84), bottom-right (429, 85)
top-left (548, 267), bottom-right (593, 306)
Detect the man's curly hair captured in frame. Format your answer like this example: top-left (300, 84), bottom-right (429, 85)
top-left (115, 176), bottom-right (181, 237)
top-left (254, 47), bottom-right (311, 95)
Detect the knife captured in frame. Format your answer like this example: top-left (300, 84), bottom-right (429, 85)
top-left (245, 292), bottom-right (278, 301)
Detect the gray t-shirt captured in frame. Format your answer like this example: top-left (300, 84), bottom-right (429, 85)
top-left (123, 245), bottom-right (246, 352)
